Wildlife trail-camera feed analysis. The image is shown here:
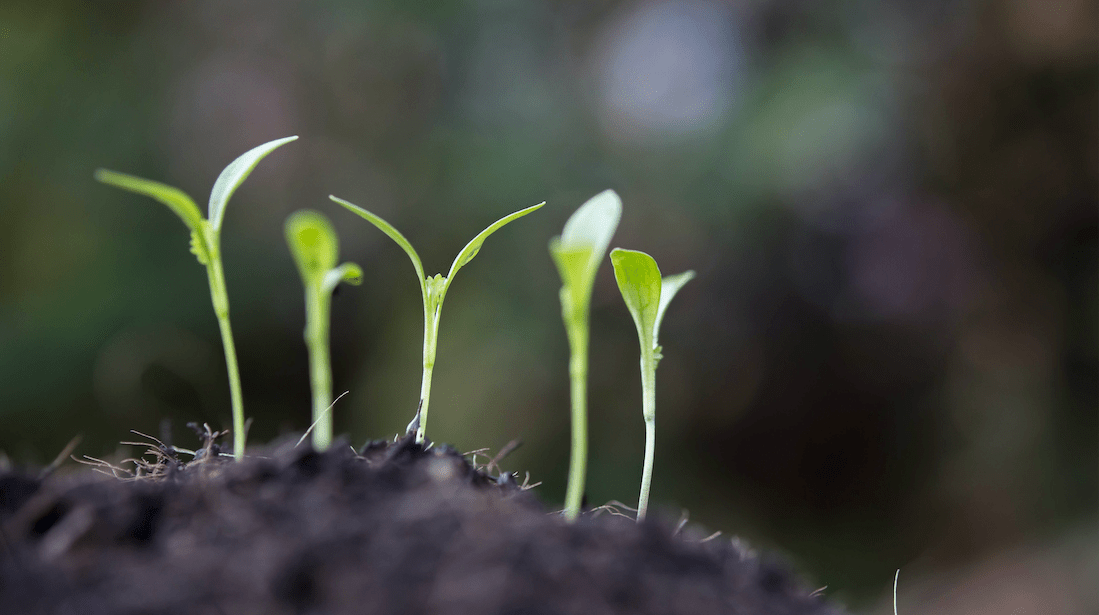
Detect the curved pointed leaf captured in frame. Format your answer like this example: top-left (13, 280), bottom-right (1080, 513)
top-left (322, 262), bottom-right (363, 295)
top-left (94, 169), bottom-right (204, 232)
top-left (443, 202), bottom-right (544, 293)
top-left (330, 195), bottom-right (427, 299)
top-left (654, 270), bottom-right (695, 343)
top-left (208, 136), bottom-right (298, 232)
top-left (285, 209), bottom-right (339, 287)
top-left (551, 190), bottom-right (621, 300)
top-left (610, 248), bottom-right (661, 348)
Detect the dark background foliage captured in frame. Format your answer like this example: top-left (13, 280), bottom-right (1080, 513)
top-left (0, 1), bottom-right (1094, 611)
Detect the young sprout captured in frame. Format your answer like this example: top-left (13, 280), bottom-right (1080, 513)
top-left (609, 248), bottom-right (694, 521)
top-left (549, 190), bottom-right (622, 521)
top-left (94, 136), bottom-right (298, 459)
top-left (329, 195), bottom-right (544, 444)
top-left (285, 210), bottom-right (363, 451)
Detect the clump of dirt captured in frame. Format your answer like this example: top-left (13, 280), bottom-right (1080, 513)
top-left (0, 433), bottom-right (846, 615)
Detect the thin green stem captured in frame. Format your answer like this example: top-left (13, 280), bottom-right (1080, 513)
top-left (206, 253), bottom-right (245, 459)
top-left (416, 364), bottom-right (434, 443)
top-left (415, 306), bottom-right (440, 444)
top-left (563, 317), bottom-right (589, 521)
top-left (637, 349), bottom-right (657, 521)
top-left (305, 289), bottom-right (333, 450)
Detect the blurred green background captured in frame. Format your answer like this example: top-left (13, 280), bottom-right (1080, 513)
top-left (0, 0), bottom-right (1095, 611)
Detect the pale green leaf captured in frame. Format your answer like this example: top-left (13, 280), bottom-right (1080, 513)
top-left (322, 263), bottom-right (363, 295)
top-left (549, 242), bottom-right (593, 313)
top-left (653, 270), bottom-right (695, 343)
top-left (329, 195), bottom-right (427, 300)
top-left (208, 136), bottom-right (298, 232)
top-left (94, 169), bottom-right (205, 232)
top-left (285, 210), bottom-right (339, 287)
top-left (610, 248), bottom-right (661, 349)
top-left (551, 190), bottom-right (621, 302)
top-left (443, 202), bottom-right (544, 294)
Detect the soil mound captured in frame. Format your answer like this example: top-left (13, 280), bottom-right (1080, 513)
top-left (0, 436), bottom-right (845, 615)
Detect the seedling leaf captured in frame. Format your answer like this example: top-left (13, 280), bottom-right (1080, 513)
top-left (208, 135), bottom-right (298, 232)
top-left (329, 195), bottom-right (427, 299)
top-left (610, 248), bottom-right (661, 348)
top-left (560, 190), bottom-right (621, 256)
top-left (285, 210), bottom-right (340, 286)
top-left (94, 169), bottom-right (205, 232)
top-left (444, 202), bottom-right (544, 291)
top-left (654, 270), bottom-right (695, 343)
top-left (551, 190), bottom-right (622, 298)
top-left (323, 263), bottom-right (364, 295)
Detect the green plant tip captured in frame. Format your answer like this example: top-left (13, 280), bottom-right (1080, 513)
top-left (330, 195), bottom-right (543, 444)
top-left (95, 135), bottom-right (298, 459)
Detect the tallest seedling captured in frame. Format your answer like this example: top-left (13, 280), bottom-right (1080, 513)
top-left (550, 190), bottom-right (622, 521)
top-left (95, 136), bottom-right (298, 459)
top-left (330, 195), bottom-right (543, 444)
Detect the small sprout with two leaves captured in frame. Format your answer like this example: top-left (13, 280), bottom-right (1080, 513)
top-left (329, 195), bottom-right (544, 444)
top-left (549, 189), bottom-right (622, 521)
top-left (94, 136), bottom-right (299, 459)
top-left (285, 210), bottom-right (363, 451)
top-left (609, 248), bottom-right (695, 521)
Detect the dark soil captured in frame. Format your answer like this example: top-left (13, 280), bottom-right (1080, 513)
top-left (0, 433), bottom-right (847, 615)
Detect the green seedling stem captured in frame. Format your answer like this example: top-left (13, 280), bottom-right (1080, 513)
top-left (610, 248), bottom-right (694, 521)
top-left (94, 136), bottom-right (298, 459)
top-left (550, 190), bottom-right (622, 521)
top-left (285, 210), bottom-right (363, 451)
top-left (330, 195), bottom-right (544, 444)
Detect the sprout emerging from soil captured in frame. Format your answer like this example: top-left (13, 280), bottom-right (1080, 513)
top-left (329, 195), bottom-right (544, 444)
top-left (610, 248), bottom-right (694, 521)
top-left (550, 190), bottom-right (622, 521)
top-left (285, 210), bottom-right (363, 451)
top-left (94, 136), bottom-right (298, 459)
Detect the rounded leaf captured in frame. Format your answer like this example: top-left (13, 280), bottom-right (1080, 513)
top-left (285, 210), bottom-right (339, 287)
top-left (610, 248), bottom-right (661, 348)
top-left (551, 190), bottom-right (621, 304)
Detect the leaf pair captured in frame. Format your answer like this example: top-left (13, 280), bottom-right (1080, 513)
top-left (95, 136), bottom-right (299, 268)
top-left (609, 249), bottom-right (695, 365)
top-left (285, 211), bottom-right (364, 297)
top-left (330, 194), bottom-right (544, 443)
top-left (285, 211), bottom-right (363, 451)
top-left (95, 136), bottom-right (299, 459)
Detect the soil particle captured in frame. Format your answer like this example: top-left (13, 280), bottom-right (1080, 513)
top-left (0, 436), bottom-right (847, 615)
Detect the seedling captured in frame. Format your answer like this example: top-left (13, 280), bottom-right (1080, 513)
top-left (285, 210), bottom-right (363, 451)
top-left (549, 190), bottom-right (622, 521)
top-left (94, 136), bottom-right (298, 459)
top-left (893, 569), bottom-right (900, 615)
top-left (329, 195), bottom-right (544, 444)
top-left (609, 248), bottom-right (694, 521)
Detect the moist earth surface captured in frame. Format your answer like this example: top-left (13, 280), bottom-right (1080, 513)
top-left (0, 434), bottom-right (847, 615)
